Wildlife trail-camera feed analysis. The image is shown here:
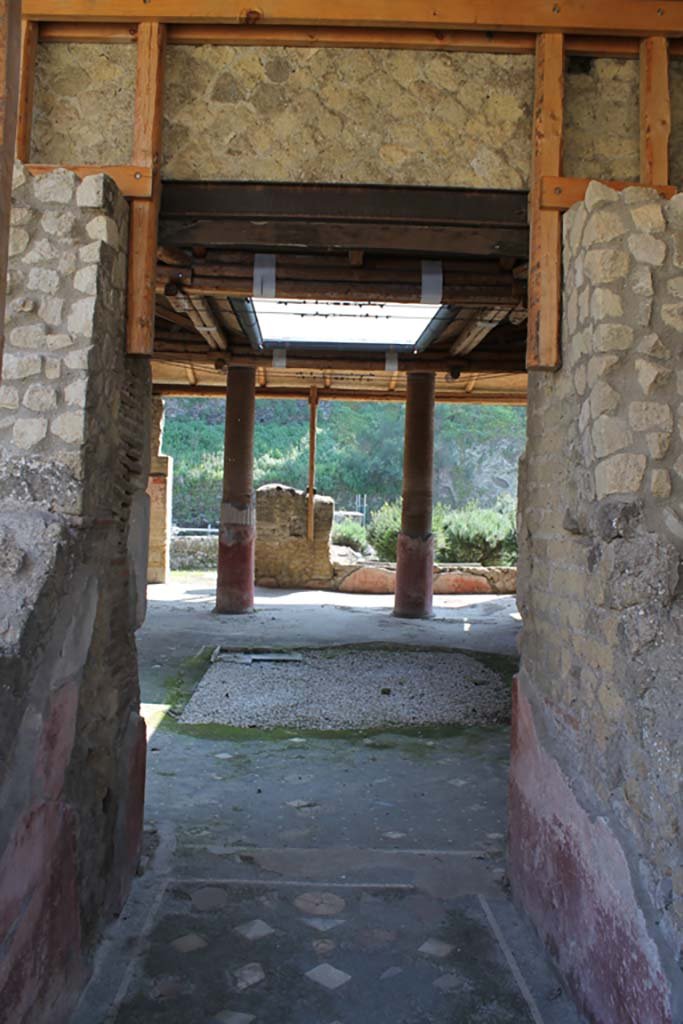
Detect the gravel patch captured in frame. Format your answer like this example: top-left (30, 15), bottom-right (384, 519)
top-left (179, 649), bottom-right (511, 729)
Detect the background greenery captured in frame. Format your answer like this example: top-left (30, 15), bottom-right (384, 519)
top-left (163, 398), bottom-right (526, 540)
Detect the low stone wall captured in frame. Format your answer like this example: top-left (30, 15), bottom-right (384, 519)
top-left (255, 483), bottom-right (335, 588)
top-left (336, 562), bottom-right (516, 595)
top-left (0, 166), bottom-right (149, 1024)
top-left (171, 534), bottom-right (218, 571)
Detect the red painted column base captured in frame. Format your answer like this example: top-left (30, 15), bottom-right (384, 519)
top-left (394, 532), bottom-right (434, 619)
top-left (216, 523), bottom-right (255, 614)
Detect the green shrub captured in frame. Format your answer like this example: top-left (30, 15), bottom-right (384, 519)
top-left (438, 496), bottom-right (517, 565)
top-left (367, 500), bottom-right (402, 560)
top-left (331, 518), bottom-right (368, 553)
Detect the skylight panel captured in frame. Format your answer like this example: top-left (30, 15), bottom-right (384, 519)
top-left (252, 299), bottom-right (441, 347)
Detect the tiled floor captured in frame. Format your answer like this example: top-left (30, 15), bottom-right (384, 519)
top-left (69, 580), bottom-right (582, 1024)
top-left (114, 882), bottom-right (544, 1024)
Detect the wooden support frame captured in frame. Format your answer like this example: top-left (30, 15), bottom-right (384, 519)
top-left (526, 32), bottom-right (565, 371)
top-left (21, 1), bottom-right (683, 36)
top-left (16, 18), bottom-right (37, 161)
top-left (127, 20), bottom-right (166, 355)
top-left (306, 386), bottom-right (318, 541)
top-left (0, 0), bottom-right (21, 373)
top-left (640, 36), bottom-right (671, 186)
top-left (26, 162), bottom-right (152, 196)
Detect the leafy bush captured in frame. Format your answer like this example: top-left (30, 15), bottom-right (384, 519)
top-left (331, 518), bottom-right (368, 553)
top-left (438, 496), bottom-right (517, 565)
top-left (367, 500), bottom-right (402, 560)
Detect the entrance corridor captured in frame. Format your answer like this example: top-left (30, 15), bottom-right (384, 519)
top-left (70, 577), bottom-right (582, 1024)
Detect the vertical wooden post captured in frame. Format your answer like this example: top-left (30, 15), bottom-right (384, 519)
top-left (127, 21), bottom-right (166, 355)
top-left (527, 32), bottom-right (565, 371)
top-left (15, 18), bottom-right (37, 163)
top-left (640, 36), bottom-right (670, 186)
top-left (0, 0), bottom-right (21, 375)
top-left (307, 386), bottom-right (318, 542)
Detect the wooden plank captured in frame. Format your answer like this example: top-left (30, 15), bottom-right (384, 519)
top-left (153, 382), bottom-right (528, 404)
top-left (40, 21), bottom-right (138, 41)
top-left (26, 162), bottom-right (153, 197)
top-left (20, 1), bottom-right (683, 36)
top-left (35, 20), bottom-right (648, 56)
top-left (161, 182), bottom-right (528, 227)
top-left (540, 174), bottom-right (676, 210)
top-left (16, 19), bottom-right (37, 162)
top-left (306, 386), bottom-right (318, 541)
top-left (160, 218), bottom-right (529, 260)
top-left (165, 290), bottom-right (229, 350)
top-left (449, 307), bottom-right (511, 355)
top-left (527, 32), bottom-right (564, 371)
top-left (127, 21), bottom-right (166, 356)
top-left (0, 0), bottom-right (21, 373)
top-left (640, 36), bottom-right (671, 186)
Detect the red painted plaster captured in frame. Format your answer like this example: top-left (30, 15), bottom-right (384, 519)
top-left (216, 523), bottom-right (255, 613)
top-left (509, 679), bottom-right (672, 1024)
top-left (394, 533), bottom-right (434, 618)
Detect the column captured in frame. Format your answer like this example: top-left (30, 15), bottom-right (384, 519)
top-left (146, 397), bottom-right (173, 584)
top-left (394, 371), bottom-right (435, 618)
top-left (216, 365), bottom-right (256, 614)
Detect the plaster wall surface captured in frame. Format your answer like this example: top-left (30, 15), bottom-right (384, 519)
top-left (511, 183), bottom-right (683, 1024)
top-left (0, 165), bottom-right (151, 1024)
top-left (28, 44), bottom-right (669, 189)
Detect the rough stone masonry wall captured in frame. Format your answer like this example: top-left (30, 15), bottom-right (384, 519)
top-left (29, 44), bottom-right (679, 188)
top-left (255, 484), bottom-right (334, 588)
top-left (0, 165), bottom-right (151, 1024)
top-left (511, 183), bottom-right (683, 1024)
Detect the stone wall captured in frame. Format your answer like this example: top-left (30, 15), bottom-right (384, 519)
top-left (255, 483), bottom-right (334, 588)
top-left (0, 165), bottom-right (150, 1024)
top-left (28, 45), bottom-right (673, 188)
top-left (146, 397), bottom-right (173, 584)
top-left (511, 183), bottom-right (683, 1024)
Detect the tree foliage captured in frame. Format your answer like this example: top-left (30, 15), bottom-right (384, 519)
top-left (163, 397), bottom-right (526, 529)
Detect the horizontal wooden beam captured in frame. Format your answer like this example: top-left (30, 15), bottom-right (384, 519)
top-left (151, 381), bottom-right (528, 404)
top-left (540, 174), bottom-right (676, 210)
top-left (21, 1), bottom-right (683, 37)
top-left (26, 162), bottom-right (153, 197)
top-left (36, 21), bottom-right (667, 55)
top-left (152, 348), bottom-right (526, 373)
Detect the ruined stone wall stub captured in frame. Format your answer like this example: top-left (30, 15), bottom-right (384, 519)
top-left (147, 396), bottom-right (173, 584)
top-left (0, 165), bottom-right (151, 1024)
top-left (255, 483), bottom-right (334, 588)
top-left (28, 44), bottom-right (659, 189)
top-left (511, 183), bottom-right (683, 1024)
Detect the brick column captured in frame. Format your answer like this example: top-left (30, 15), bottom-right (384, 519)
top-left (146, 396), bottom-right (173, 584)
top-left (216, 365), bottom-right (256, 614)
top-left (394, 371), bottom-right (435, 618)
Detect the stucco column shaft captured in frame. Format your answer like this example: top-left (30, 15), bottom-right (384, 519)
top-left (216, 365), bottom-right (256, 614)
top-left (394, 371), bottom-right (435, 619)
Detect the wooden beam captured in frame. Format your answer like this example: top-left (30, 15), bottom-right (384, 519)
top-left (16, 19), bottom-right (37, 162)
top-left (540, 174), bottom-right (675, 210)
top-left (152, 349), bottom-right (526, 373)
top-left (640, 36), bottom-right (671, 186)
top-left (527, 32), bottom-right (565, 371)
top-left (307, 386), bottom-right (318, 541)
top-left (26, 162), bottom-right (153, 197)
top-left (127, 21), bottom-right (166, 355)
top-left (165, 290), bottom-right (229, 350)
top-left (35, 20), bottom-right (655, 56)
top-left (21, 1), bottom-right (683, 36)
top-left (0, 0), bottom-right (21, 374)
top-left (153, 382), bottom-right (528, 405)
top-left (449, 308), bottom-right (511, 356)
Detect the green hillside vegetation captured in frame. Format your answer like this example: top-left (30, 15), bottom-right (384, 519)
top-left (163, 398), bottom-right (526, 534)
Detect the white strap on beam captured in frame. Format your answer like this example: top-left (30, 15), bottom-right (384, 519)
top-left (253, 254), bottom-right (277, 298)
top-left (421, 260), bottom-right (443, 305)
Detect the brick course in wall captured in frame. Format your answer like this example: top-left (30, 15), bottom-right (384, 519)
top-left (511, 182), bottom-right (683, 1024)
top-left (0, 164), bottom-right (151, 1024)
